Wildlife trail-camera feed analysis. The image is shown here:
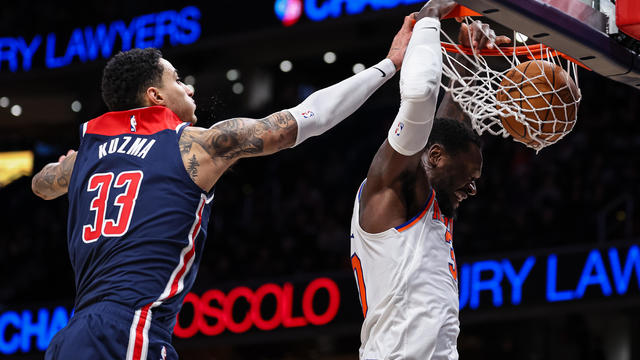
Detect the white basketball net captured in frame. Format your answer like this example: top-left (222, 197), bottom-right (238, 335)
top-left (439, 20), bottom-right (582, 151)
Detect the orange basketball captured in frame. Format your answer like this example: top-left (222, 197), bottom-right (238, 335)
top-left (496, 60), bottom-right (580, 149)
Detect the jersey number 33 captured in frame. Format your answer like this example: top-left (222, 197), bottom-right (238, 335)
top-left (82, 170), bottom-right (143, 243)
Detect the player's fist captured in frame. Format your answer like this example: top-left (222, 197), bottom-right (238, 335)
top-left (458, 19), bottom-right (511, 50)
top-left (386, 14), bottom-right (416, 70)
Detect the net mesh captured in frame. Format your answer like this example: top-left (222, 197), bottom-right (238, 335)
top-left (439, 20), bottom-right (582, 151)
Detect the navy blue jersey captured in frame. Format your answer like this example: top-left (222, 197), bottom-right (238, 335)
top-left (66, 106), bottom-right (212, 355)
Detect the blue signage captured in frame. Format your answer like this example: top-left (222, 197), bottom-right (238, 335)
top-left (275, 0), bottom-right (423, 26)
top-left (0, 307), bottom-right (71, 355)
top-left (459, 245), bottom-right (640, 310)
top-left (0, 6), bottom-right (201, 72)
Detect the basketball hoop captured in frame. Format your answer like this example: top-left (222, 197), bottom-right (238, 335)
top-left (439, 14), bottom-right (583, 152)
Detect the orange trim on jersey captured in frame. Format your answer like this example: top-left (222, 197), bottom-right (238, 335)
top-left (395, 189), bottom-right (436, 232)
top-left (351, 254), bottom-right (368, 318)
top-left (432, 198), bottom-right (442, 223)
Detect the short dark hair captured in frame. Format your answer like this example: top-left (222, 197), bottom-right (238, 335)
top-left (426, 118), bottom-right (483, 154)
top-left (101, 48), bottom-right (164, 111)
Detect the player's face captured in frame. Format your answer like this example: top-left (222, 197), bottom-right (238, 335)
top-left (427, 143), bottom-right (482, 218)
top-left (156, 58), bottom-right (197, 124)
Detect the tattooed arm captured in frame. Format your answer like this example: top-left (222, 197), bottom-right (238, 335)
top-left (179, 111), bottom-right (297, 191)
top-left (203, 111), bottom-right (297, 159)
top-left (32, 150), bottom-right (77, 200)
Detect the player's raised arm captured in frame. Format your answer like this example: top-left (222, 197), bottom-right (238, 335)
top-left (358, 1), bottom-right (456, 232)
top-left (32, 150), bottom-right (77, 200)
top-left (179, 14), bottom-right (416, 190)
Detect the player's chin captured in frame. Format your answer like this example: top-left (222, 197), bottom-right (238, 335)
top-left (185, 106), bottom-right (197, 124)
top-left (440, 196), bottom-right (458, 219)
top-left (450, 200), bottom-right (461, 215)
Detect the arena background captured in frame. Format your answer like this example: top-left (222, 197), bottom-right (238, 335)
top-left (1, 1), bottom-right (639, 359)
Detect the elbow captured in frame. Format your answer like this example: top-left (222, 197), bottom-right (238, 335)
top-left (31, 176), bottom-right (50, 200)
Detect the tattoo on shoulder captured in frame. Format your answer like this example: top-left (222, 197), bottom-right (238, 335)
top-left (187, 154), bottom-right (199, 179)
top-left (178, 129), bottom-right (196, 155)
top-left (180, 141), bottom-right (193, 155)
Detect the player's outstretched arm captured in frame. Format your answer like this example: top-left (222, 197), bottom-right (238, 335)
top-left (211, 13), bottom-right (419, 158)
top-left (179, 14), bottom-right (417, 191)
top-left (32, 150), bottom-right (77, 200)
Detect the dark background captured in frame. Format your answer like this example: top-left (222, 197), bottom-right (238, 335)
top-left (1, 1), bottom-right (639, 359)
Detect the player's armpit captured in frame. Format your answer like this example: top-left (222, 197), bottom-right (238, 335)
top-left (366, 140), bottom-right (421, 188)
top-left (32, 151), bottom-right (77, 200)
top-left (358, 140), bottom-right (422, 233)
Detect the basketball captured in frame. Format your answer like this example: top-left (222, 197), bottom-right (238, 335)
top-left (496, 60), bottom-right (580, 149)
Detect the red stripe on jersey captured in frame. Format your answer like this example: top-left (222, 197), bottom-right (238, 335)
top-left (127, 196), bottom-right (206, 360)
top-left (132, 303), bottom-right (152, 360)
top-left (168, 198), bottom-right (206, 298)
top-left (85, 106), bottom-right (185, 136)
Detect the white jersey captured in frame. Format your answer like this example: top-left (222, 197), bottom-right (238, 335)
top-left (350, 180), bottom-right (460, 360)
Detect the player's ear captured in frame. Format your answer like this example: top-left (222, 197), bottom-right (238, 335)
top-left (145, 86), bottom-right (165, 106)
top-left (428, 144), bottom-right (444, 167)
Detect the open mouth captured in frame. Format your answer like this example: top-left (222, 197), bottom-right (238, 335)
top-left (454, 190), bottom-right (467, 203)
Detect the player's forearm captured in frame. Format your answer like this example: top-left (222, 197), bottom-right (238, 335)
top-left (202, 58), bottom-right (396, 160)
top-left (435, 89), bottom-right (468, 124)
top-left (288, 58), bottom-right (397, 146)
top-left (32, 163), bottom-right (69, 200)
top-left (387, 16), bottom-right (442, 156)
top-left (437, 53), bottom-right (471, 123)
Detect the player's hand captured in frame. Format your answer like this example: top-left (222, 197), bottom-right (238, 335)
top-left (458, 19), bottom-right (511, 50)
top-left (58, 149), bottom-right (76, 163)
top-left (415, 0), bottom-right (457, 21)
top-left (386, 14), bottom-right (416, 70)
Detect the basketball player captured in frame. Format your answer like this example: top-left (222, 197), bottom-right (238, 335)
top-left (30, 11), bottom-right (417, 360)
top-left (350, 1), bottom-right (509, 359)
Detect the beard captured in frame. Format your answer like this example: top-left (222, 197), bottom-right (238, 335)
top-left (435, 187), bottom-right (457, 219)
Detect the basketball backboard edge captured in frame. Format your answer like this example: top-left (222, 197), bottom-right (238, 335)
top-left (455, 0), bottom-right (640, 89)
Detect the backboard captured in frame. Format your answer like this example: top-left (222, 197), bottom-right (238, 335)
top-left (454, 0), bottom-right (640, 89)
